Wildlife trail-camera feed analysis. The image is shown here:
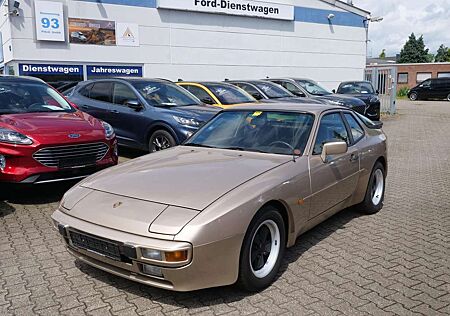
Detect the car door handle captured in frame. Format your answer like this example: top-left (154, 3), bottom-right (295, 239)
top-left (110, 110), bottom-right (119, 114)
top-left (80, 105), bottom-right (90, 109)
top-left (350, 153), bottom-right (359, 162)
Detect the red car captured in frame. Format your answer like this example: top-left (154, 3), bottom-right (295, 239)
top-left (0, 76), bottom-right (118, 184)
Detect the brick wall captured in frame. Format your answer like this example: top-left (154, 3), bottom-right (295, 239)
top-left (367, 63), bottom-right (450, 89)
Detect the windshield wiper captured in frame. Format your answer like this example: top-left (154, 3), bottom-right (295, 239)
top-left (220, 147), bottom-right (265, 153)
top-left (184, 143), bottom-right (216, 148)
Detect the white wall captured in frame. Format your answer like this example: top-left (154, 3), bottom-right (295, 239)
top-left (6, 0), bottom-right (367, 90)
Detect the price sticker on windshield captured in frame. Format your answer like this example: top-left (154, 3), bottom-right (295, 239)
top-left (252, 111), bottom-right (263, 117)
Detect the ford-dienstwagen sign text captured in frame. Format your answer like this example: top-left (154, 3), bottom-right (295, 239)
top-left (157, 0), bottom-right (294, 20)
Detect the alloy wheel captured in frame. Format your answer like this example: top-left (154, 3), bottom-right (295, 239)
top-left (151, 135), bottom-right (172, 152)
top-left (249, 220), bottom-right (281, 279)
top-left (371, 169), bottom-right (384, 206)
top-left (410, 92), bottom-right (418, 101)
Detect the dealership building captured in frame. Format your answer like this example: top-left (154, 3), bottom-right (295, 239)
top-left (1, 0), bottom-right (371, 90)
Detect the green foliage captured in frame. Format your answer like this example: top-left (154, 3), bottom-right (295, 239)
top-left (397, 86), bottom-right (410, 98)
top-left (398, 33), bottom-right (429, 63)
top-left (379, 49), bottom-right (386, 59)
top-left (435, 44), bottom-right (450, 62)
top-left (426, 53), bottom-right (435, 63)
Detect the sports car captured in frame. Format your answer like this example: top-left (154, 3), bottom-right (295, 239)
top-left (52, 103), bottom-right (387, 292)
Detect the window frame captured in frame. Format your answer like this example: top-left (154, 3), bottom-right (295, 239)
top-left (311, 111), bottom-right (352, 156)
top-left (397, 73), bottom-right (409, 84)
top-left (416, 73), bottom-right (432, 83)
top-left (342, 111), bottom-right (365, 145)
top-left (112, 82), bottom-right (139, 107)
top-left (88, 81), bottom-right (113, 103)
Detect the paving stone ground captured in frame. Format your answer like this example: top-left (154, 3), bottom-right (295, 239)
top-left (1, 100), bottom-right (449, 315)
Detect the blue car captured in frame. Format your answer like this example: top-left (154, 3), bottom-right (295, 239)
top-left (68, 79), bottom-right (219, 152)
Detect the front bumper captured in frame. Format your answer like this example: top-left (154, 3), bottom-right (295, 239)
top-left (52, 209), bottom-right (242, 292)
top-left (0, 140), bottom-right (118, 183)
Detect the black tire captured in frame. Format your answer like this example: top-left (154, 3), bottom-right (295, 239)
top-left (237, 206), bottom-right (286, 292)
top-left (356, 161), bottom-right (386, 215)
top-left (409, 92), bottom-right (418, 101)
top-left (148, 130), bottom-right (176, 153)
top-left (447, 93), bottom-right (450, 102)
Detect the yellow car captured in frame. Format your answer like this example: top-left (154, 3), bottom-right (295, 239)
top-left (177, 81), bottom-right (258, 108)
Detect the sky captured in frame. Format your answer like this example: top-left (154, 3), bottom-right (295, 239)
top-left (355, 0), bottom-right (450, 57)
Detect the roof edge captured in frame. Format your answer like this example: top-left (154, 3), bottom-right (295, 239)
top-left (319, 0), bottom-right (370, 17)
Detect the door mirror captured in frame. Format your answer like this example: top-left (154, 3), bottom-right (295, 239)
top-left (125, 99), bottom-right (143, 110)
top-left (321, 141), bottom-right (348, 163)
top-left (332, 89), bottom-right (336, 93)
top-left (201, 96), bottom-right (215, 105)
top-left (251, 92), bottom-right (263, 100)
top-left (293, 91), bottom-right (306, 97)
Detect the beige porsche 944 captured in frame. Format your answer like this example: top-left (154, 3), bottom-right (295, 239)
top-left (52, 103), bottom-right (387, 292)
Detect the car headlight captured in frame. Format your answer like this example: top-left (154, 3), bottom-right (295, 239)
top-left (326, 99), bottom-right (345, 106)
top-left (173, 116), bottom-right (201, 127)
top-left (0, 128), bottom-right (33, 145)
top-left (370, 96), bottom-right (380, 103)
top-left (101, 121), bottom-right (115, 139)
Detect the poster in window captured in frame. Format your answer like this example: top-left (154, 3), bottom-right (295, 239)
top-left (68, 18), bottom-right (116, 45)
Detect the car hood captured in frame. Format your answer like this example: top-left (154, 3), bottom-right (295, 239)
top-left (81, 146), bottom-right (291, 210)
top-left (314, 94), bottom-right (366, 106)
top-left (0, 111), bottom-right (105, 142)
top-left (339, 93), bottom-right (376, 104)
top-left (165, 105), bottom-right (219, 122)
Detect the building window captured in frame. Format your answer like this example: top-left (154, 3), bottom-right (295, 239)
top-left (398, 73), bottom-right (408, 83)
top-left (437, 72), bottom-right (450, 78)
top-left (416, 73), bottom-right (432, 83)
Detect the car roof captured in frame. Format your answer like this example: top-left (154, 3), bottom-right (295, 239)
top-left (339, 80), bottom-right (372, 85)
top-left (180, 81), bottom-right (237, 87)
top-left (222, 103), bottom-right (343, 114)
top-left (0, 75), bottom-right (45, 83)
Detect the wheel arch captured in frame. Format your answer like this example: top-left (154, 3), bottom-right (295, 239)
top-left (146, 122), bottom-right (180, 148)
top-left (258, 200), bottom-right (295, 247)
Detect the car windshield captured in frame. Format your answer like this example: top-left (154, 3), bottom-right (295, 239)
top-left (252, 82), bottom-right (293, 98)
top-left (205, 84), bottom-right (257, 105)
top-left (338, 82), bottom-right (375, 94)
top-left (185, 110), bottom-right (315, 156)
top-left (132, 81), bottom-right (202, 107)
top-left (295, 80), bottom-right (331, 96)
top-left (0, 82), bottom-right (75, 115)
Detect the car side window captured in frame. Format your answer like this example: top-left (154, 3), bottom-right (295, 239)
top-left (344, 113), bottom-right (364, 143)
top-left (235, 83), bottom-right (260, 96)
top-left (113, 83), bottom-right (137, 106)
top-left (79, 83), bottom-right (93, 97)
top-left (313, 113), bottom-right (349, 155)
top-left (184, 85), bottom-right (214, 104)
top-left (89, 82), bottom-right (112, 103)
top-left (283, 82), bottom-right (304, 96)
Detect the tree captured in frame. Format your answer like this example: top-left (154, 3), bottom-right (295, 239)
top-left (379, 49), bottom-right (386, 59)
top-left (398, 33), bottom-right (429, 63)
top-left (435, 44), bottom-right (450, 62)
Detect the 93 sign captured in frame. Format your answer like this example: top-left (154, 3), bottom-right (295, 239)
top-left (35, 1), bottom-right (65, 42)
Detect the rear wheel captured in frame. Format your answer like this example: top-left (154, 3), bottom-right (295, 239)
top-left (409, 92), bottom-right (418, 101)
top-left (447, 93), bottom-right (450, 102)
top-left (237, 206), bottom-right (286, 291)
top-left (356, 162), bottom-right (386, 215)
top-left (148, 130), bottom-right (176, 153)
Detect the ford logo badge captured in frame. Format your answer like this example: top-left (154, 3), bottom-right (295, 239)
top-left (68, 133), bottom-right (81, 139)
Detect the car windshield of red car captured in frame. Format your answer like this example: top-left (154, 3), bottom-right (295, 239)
top-left (0, 82), bottom-right (75, 115)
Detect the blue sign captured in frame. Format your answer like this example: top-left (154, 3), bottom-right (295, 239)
top-left (19, 64), bottom-right (83, 76)
top-left (87, 65), bottom-right (143, 78)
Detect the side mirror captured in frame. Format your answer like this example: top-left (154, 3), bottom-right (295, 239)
top-left (293, 91), bottom-right (306, 97)
top-left (125, 100), bottom-right (143, 110)
top-left (201, 97), bottom-right (215, 105)
top-left (321, 141), bottom-right (347, 163)
top-left (332, 89), bottom-right (336, 93)
top-left (251, 92), bottom-right (263, 100)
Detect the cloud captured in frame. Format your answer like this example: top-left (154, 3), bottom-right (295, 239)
top-left (355, 0), bottom-right (450, 57)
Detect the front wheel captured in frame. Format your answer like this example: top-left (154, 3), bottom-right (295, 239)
top-left (237, 207), bottom-right (286, 292)
top-left (357, 162), bottom-right (386, 215)
top-left (148, 130), bottom-right (176, 153)
top-left (447, 93), bottom-right (450, 102)
top-left (409, 92), bottom-right (418, 101)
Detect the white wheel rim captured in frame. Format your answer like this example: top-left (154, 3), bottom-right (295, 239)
top-left (249, 219), bottom-right (281, 279)
top-left (411, 93), bottom-right (417, 101)
top-left (371, 169), bottom-right (384, 205)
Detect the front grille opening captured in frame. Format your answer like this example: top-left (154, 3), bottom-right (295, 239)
top-left (33, 142), bottom-right (109, 168)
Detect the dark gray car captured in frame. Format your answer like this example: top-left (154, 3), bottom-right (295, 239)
top-left (266, 78), bottom-right (369, 117)
top-left (226, 80), bottom-right (322, 104)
